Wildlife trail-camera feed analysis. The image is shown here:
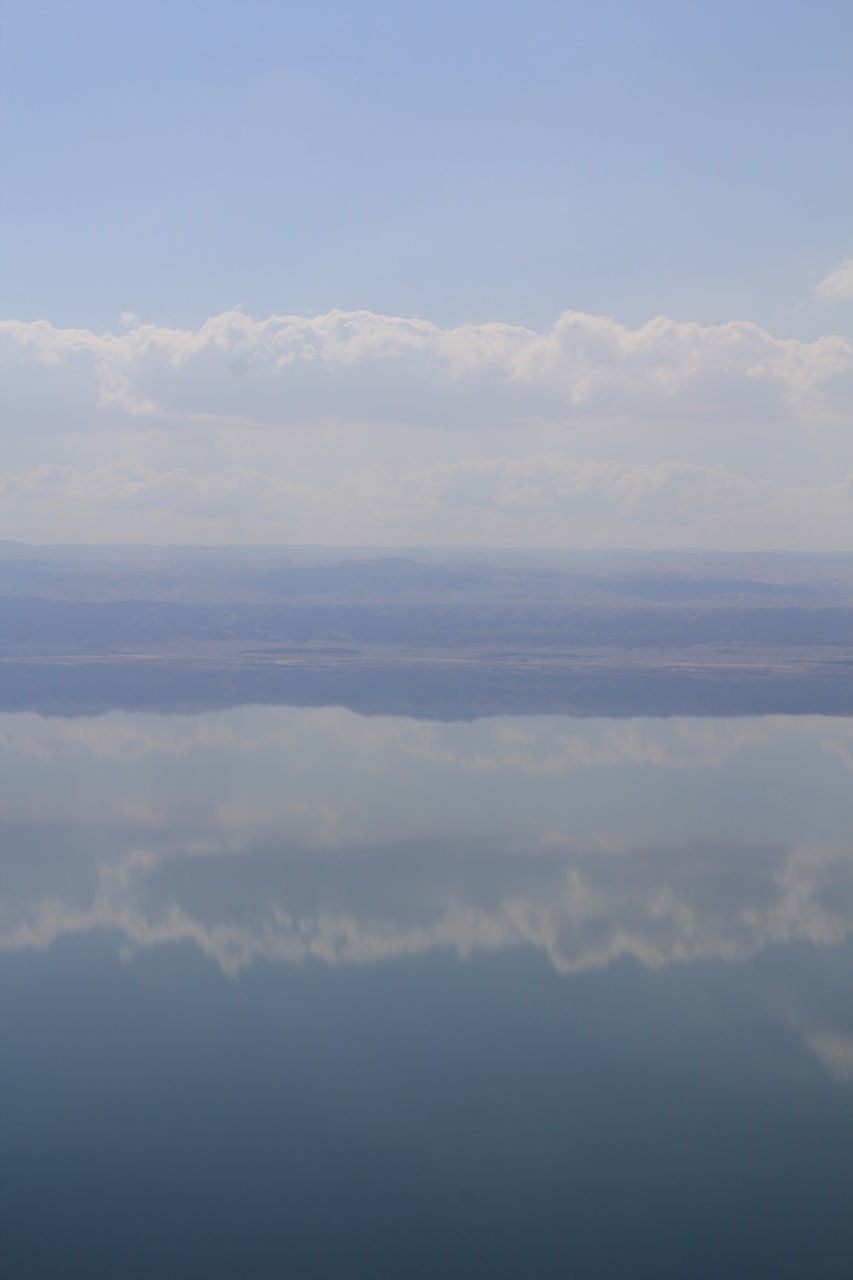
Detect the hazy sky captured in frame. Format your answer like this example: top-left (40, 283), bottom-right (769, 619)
top-left (2, 0), bottom-right (852, 547)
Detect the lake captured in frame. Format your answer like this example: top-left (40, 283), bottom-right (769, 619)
top-left (3, 705), bottom-right (853, 1276)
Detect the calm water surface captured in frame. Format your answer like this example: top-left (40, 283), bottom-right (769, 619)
top-left (2, 707), bottom-right (853, 1276)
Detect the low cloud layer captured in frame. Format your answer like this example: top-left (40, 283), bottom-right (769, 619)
top-left (2, 304), bottom-right (852, 546)
top-left (3, 306), bottom-right (852, 428)
top-left (3, 453), bottom-right (852, 548)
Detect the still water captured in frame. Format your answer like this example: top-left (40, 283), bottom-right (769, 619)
top-left (2, 707), bottom-right (853, 1276)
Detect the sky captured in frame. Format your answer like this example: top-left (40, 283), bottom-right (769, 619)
top-left (1, 0), bottom-right (852, 548)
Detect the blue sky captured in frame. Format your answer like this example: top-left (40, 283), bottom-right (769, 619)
top-left (5, 0), bottom-right (851, 332)
top-left (2, 0), bottom-right (852, 546)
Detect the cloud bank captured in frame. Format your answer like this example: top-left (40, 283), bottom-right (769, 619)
top-left (3, 453), bottom-right (852, 549)
top-left (2, 305), bottom-right (852, 546)
top-left (3, 307), bottom-right (852, 427)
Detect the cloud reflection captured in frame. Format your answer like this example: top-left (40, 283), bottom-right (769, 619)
top-left (1, 708), bottom-right (852, 977)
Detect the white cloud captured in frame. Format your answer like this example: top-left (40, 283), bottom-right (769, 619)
top-left (408, 455), bottom-right (764, 519)
top-left (814, 258), bottom-right (853, 303)
top-left (2, 304), bottom-right (852, 547)
top-left (2, 306), bottom-right (851, 430)
top-left (0, 460), bottom-right (286, 511)
top-left (2, 454), bottom-right (851, 548)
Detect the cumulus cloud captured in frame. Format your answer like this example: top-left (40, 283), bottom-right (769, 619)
top-left (814, 258), bottom-right (853, 303)
top-left (2, 306), bottom-right (852, 430)
top-left (3, 303), bottom-right (852, 546)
